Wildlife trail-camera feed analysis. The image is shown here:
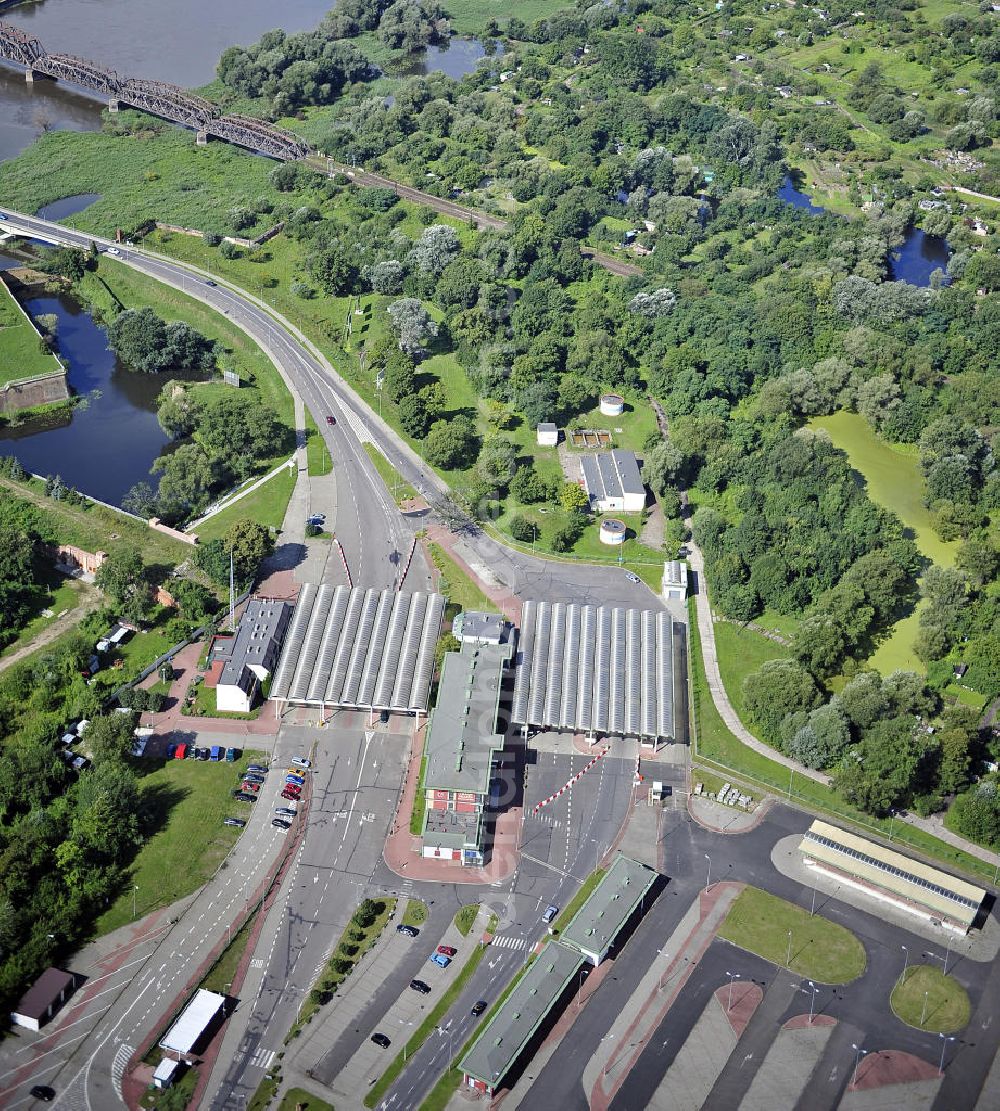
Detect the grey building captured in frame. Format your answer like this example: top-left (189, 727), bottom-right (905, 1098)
top-left (452, 610), bottom-right (507, 645)
top-left (580, 450), bottom-right (645, 513)
top-left (560, 853), bottom-right (658, 965)
top-left (214, 598), bottom-right (291, 713)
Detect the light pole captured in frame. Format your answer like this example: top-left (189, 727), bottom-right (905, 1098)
top-left (920, 989), bottom-right (930, 1027)
top-left (804, 979), bottom-right (819, 1024)
top-left (705, 853), bottom-right (712, 891)
top-left (937, 1033), bottom-right (955, 1076)
top-left (888, 808), bottom-right (897, 842)
top-left (132, 884), bottom-right (138, 920)
top-left (577, 966), bottom-right (587, 1010)
top-left (726, 970), bottom-right (741, 1011)
top-left (787, 765), bottom-right (793, 800)
top-left (899, 944), bottom-right (909, 988)
top-left (786, 928), bottom-right (793, 968)
top-left (810, 883), bottom-right (818, 917)
top-left (851, 1043), bottom-right (868, 1088)
top-left (943, 933), bottom-right (954, 976)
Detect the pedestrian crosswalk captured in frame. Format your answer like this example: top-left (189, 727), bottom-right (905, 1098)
top-left (250, 1047), bottom-right (276, 1070)
top-left (491, 935), bottom-right (528, 951)
top-left (111, 1042), bottom-right (133, 1090)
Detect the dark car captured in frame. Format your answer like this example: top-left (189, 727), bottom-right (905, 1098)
top-left (272, 817), bottom-right (292, 829)
top-left (242, 774), bottom-right (265, 785)
top-left (223, 817), bottom-right (246, 828)
top-left (275, 806), bottom-right (296, 818)
top-left (471, 1000), bottom-right (487, 1017)
top-left (396, 924), bottom-right (418, 938)
top-left (197, 747), bottom-right (210, 760)
top-left (371, 1032), bottom-right (391, 1048)
top-left (247, 763), bottom-right (268, 774)
top-left (204, 279), bottom-right (217, 287)
top-left (29, 1087), bottom-right (55, 1102)
top-left (166, 743), bottom-right (177, 759)
top-left (232, 790), bottom-right (257, 802)
top-left (409, 979), bottom-right (432, 994)
top-left (186, 745), bottom-right (198, 758)
top-left (326, 415), bottom-right (336, 425)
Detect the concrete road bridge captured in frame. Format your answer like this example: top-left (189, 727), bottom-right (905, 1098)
top-left (0, 19), bottom-right (310, 160)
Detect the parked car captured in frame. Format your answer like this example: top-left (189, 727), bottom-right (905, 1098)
top-left (625, 571), bottom-right (641, 584)
top-left (29, 1086), bottom-right (55, 1102)
top-left (197, 747), bottom-right (210, 760)
top-left (542, 904), bottom-right (559, 924)
top-left (437, 945), bottom-right (457, 957)
top-left (307, 515), bottom-right (325, 527)
top-left (224, 747), bottom-right (238, 762)
top-left (371, 1033), bottom-right (390, 1048)
top-left (325, 415), bottom-right (335, 426)
top-left (409, 979), bottom-right (432, 994)
top-left (247, 763), bottom-right (268, 774)
top-left (232, 790), bottom-right (257, 802)
top-left (272, 818), bottom-right (291, 830)
top-left (281, 788), bottom-right (300, 801)
top-left (174, 744), bottom-right (186, 760)
top-left (429, 953), bottom-right (451, 968)
top-left (242, 773), bottom-right (265, 784)
top-left (240, 781), bottom-right (261, 794)
top-left (165, 743), bottom-right (176, 759)
top-left (186, 744), bottom-right (198, 759)
top-left (223, 817), bottom-right (246, 829)
top-left (210, 746), bottom-right (223, 761)
top-left (471, 1000), bottom-right (487, 1017)
top-left (285, 774), bottom-right (305, 786)
top-left (396, 924), bottom-right (418, 938)
top-left (290, 756), bottom-right (312, 769)
top-left (275, 806), bottom-right (296, 818)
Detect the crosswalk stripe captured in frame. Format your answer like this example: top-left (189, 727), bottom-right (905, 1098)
top-left (491, 935), bottom-right (527, 950)
top-left (250, 1047), bottom-right (276, 1070)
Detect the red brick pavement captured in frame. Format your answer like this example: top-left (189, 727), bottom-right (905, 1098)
top-left (715, 981), bottom-right (763, 1039)
top-left (784, 1012), bottom-right (837, 1030)
top-left (852, 1049), bottom-right (942, 1090)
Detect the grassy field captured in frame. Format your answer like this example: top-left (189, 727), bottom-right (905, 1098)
top-left (0, 278), bottom-right (63, 386)
top-left (444, 0), bottom-right (572, 33)
top-left (0, 570), bottom-right (88, 659)
top-left (890, 964), bottom-right (970, 1033)
top-left (195, 465), bottom-right (296, 542)
top-left (713, 622), bottom-right (790, 722)
top-left (278, 1090), bottom-right (334, 1111)
top-left (200, 909), bottom-right (258, 995)
top-left (305, 410), bottom-right (333, 477)
top-left (426, 541), bottom-right (498, 614)
top-left (95, 750), bottom-right (264, 934)
top-left (401, 898), bottom-right (428, 929)
top-left (718, 886), bottom-right (867, 984)
top-left (454, 904), bottom-right (479, 937)
top-left (362, 442), bottom-right (417, 504)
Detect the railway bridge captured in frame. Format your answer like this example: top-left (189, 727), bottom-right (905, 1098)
top-left (0, 19), bottom-right (310, 161)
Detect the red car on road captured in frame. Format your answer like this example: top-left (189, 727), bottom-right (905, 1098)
top-left (437, 945), bottom-right (457, 957)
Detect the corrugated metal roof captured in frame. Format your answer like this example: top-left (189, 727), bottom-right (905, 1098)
top-left (269, 587), bottom-right (444, 712)
top-left (511, 601), bottom-right (679, 740)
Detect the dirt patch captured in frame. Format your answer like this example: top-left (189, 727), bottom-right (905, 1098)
top-left (854, 1049), bottom-right (942, 1090)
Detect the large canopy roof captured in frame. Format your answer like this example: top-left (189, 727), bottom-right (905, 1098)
top-left (269, 585), bottom-right (444, 712)
top-left (511, 600), bottom-right (677, 740)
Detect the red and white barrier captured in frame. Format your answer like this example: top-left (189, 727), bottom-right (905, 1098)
top-left (397, 535), bottom-right (418, 590)
top-left (333, 536), bottom-right (352, 587)
top-left (532, 745), bottom-right (611, 814)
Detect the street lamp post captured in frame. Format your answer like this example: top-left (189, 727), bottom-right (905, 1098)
top-left (705, 853), bottom-right (712, 891)
top-left (943, 933), bottom-right (954, 976)
top-left (805, 980), bottom-right (819, 1025)
top-left (810, 883), bottom-right (818, 917)
top-left (937, 1033), bottom-right (955, 1076)
top-left (787, 765), bottom-right (793, 800)
top-left (132, 884), bottom-right (138, 920)
top-left (899, 944), bottom-right (909, 988)
top-left (851, 1043), bottom-right (868, 1088)
top-left (725, 970), bottom-right (741, 1012)
top-left (786, 928), bottom-right (793, 968)
top-left (920, 989), bottom-right (930, 1027)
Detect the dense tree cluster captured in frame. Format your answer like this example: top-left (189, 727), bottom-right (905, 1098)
top-left (106, 308), bottom-right (217, 375)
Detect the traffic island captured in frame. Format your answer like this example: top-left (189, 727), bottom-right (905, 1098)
top-left (717, 885), bottom-right (867, 983)
top-left (890, 964), bottom-right (970, 1033)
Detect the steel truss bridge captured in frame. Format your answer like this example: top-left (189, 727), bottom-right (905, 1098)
top-left (0, 20), bottom-right (310, 161)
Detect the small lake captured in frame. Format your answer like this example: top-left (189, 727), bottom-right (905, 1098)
top-left (36, 193), bottom-right (101, 221)
top-left (394, 37), bottom-right (496, 80)
top-left (0, 255), bottom-right (173, 505)
top-left (778, 174), bottom-right (950, 287)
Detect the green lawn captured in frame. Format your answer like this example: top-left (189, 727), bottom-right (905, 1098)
top-left (890, 964), bottom-right (970, 1033)
top-left (278, 1090), bottom-right (334, 1111)
top-left (0, 571), bottom-right (87, 659)
top-left (454, 904), bottom-right (479, 937)
top-left (200, 909), bottom-right (259, 995)
top-left (410, 753), bottom-right (429, 836)
top-left (401, 898), bottom-right (428, 928)
top-left (718, 886), bottom-right (867, 984)
top-left (444, 0), bottom-right (572, 33)
top-left (0, 279), bottom-right (64, 386)
top-left (713, 621), bottom-right (790, 722)
top-left (95, 750), bottom-right (265, 934)
top-left (427, 541), bottom-right (497, 614)
top-left (362, 442), bottom-right (417, 504)
top-left (305, 410), bottom-right (333, 477)
top-left (195, 465), bottom-right (296, 542)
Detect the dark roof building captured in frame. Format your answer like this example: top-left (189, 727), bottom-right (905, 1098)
top-left (214, 598), bottom-right (291, 713)
top-left (10, 967), bottom-right (77, 1031)
top-left (580, 450), bottom-right (645, 513)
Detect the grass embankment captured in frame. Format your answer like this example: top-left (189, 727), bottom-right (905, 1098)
top-left (363, 925), bottom-right (491, 1108)
top-left (195, 465), bottom-right (297, 542)
top-left (200, 909), bottom-right (259, 995)
top-left (811, 411), bottom-right (960, 675)
top-left (0, 278), bottom-right (63, 386)
top-left (410, 753), bottom-right (429, 836)
top-left (550, 867), bottom-right (607, 934)
top-left (687, 599), bottom-right (999, 885)
top-left (291, 898), bottom-right (396, 1034)
top-left (890, 964), bottom-right (970, 1033)
top-left (718, 886), bottom-right (867, 984)
top-left (454, 904), bottom-right (479, 937)
top-left (362, 441), bottom-right (417, 504)
top-left (95, 751), bottom-right (264, 934)
top-left (713, 622), bottom-right (790, 725)
top-left (445, 0), bottom-right (570, 33)
top-left (0, 572), bottom-right (88, 660)
top-left (278, 1090), bottom-right (334, 1111)
top-left (426, 541), bottom-right (497, 614)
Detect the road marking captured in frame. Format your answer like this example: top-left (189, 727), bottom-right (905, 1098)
top-left (490, 935), bottom-right (528, 951)
top-left (250, 1047), bottom-right (276, 1070)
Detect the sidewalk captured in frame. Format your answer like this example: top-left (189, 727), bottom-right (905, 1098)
top-left (422, 527), bottom-right (523, 625)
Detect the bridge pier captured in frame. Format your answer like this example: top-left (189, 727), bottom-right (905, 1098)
top-left (107, 97), bottom-right (119, 112)
top-left (195, 130), bottom-right (208, 146)
top-left (25, 67), bottom-right (36, 83)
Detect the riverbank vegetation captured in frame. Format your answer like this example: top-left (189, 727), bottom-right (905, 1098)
top-left (0, 276), bottom-right (64, 387)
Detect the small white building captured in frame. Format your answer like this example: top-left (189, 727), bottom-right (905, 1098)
top-left (452, 611), bottom-right (506, 645)
top-left (580, 451), bottom-right (645, 514)
top-left (10, 968), bottom-right (76, 1031)
top-left (160, 989), bottom-right (227, 1060)
top-left (536, 422), bottom-right (559, 446)
top-left (661, 560), bottom-right (688, 601)
top-left (153, 1059), bottom-right (181, 1090)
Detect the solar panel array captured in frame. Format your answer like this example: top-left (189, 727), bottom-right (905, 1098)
top-left (269, 584), bottom-right (445, 712)
top-left (512, 601), bottom-right (676, 740)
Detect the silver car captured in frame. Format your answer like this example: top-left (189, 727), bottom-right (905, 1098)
top-left (275, 806), bottom-right (297, 818)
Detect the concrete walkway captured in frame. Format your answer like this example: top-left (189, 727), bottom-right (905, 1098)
top-left (739, 1016), bottom-right (837, 1110)
top-left (186, 455), bottom-right (296, 531)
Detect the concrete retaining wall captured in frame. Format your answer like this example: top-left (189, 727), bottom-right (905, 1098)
top-left (0, 275), bottom-right (69, 415)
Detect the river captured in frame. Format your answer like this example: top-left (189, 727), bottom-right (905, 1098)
top-left (0, 0), bottom-right (490, 162)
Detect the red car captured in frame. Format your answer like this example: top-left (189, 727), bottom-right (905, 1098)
top-left (325, 415), bottom-right (336, 425)
top-left (437, 945), bottom-right (457, 957)
top-left (281, 788), bottom-right (300, 801)
top-left (282, 783), bottom-right (302, 796)
top-left (240, 781), bottom-right (260, 794)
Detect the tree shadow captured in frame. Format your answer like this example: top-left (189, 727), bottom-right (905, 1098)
top-left (137, 781), bottom-right (190, 840)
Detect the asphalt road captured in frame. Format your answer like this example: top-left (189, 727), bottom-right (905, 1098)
top-left (205, 723), bottom-right (410, 1110)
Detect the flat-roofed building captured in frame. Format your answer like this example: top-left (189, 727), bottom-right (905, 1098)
top-left (10, 968), bottom-right (77, 1031)
top-left (159, 989), bottom-right (227, 1060)
top-left (580, 450), bottom-right (645, 514)
top-left (421, 640), bottom-right (512, 865)
top-left (452, 610), bottom-right (506, 646)
top-left (460, 942), bottom-right (584, 1096)
top-left (536, 422), bottom-right (559, 446)
top-left (214, 598), bottom-right (291, 713)
top-left (661, 560), bottom-right (688, 602)
top-left (560, 853), bottom-right (658, 965)
top-left (799, 819), bottom-right (986, 935)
